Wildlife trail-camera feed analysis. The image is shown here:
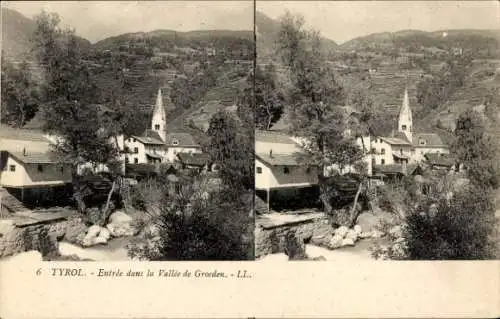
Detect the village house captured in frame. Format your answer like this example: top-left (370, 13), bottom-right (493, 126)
top-left (371, 87), bottom-right (449, 176)
top-left (255, 130), bottom-right (319, 211)
top-left (0, 126), bottom-right (72, 210)
top-left (124, 88), bottom-right (203, 165)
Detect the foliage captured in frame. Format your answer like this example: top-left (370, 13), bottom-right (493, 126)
top-left (403, 185), bottom-right (497, 259)
top-left (416, 55), bottom-right (472, 112)
top-left (0, 57), bottom-right (40, 127)
top-left (128, 177), bottom-right (253, 260)
top-left (205, 111), bottom-right (254, 191)
top-left (32, 10), bottom-right (122, 215)
top-left (452, 109), bottom-right (499, 189)
top-left (276, 12), bottom-right (364, 218)
top-left (241, 63), bottom-right (285, 130)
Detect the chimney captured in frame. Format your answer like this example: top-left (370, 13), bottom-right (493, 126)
top-left (269, 149), bottom-right (273, 158)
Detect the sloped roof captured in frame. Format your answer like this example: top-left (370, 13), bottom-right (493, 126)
top-left (380, 136), bottom-right (411, 146)
top-left (176, 152), bottom-right (211, 166)
top-left (256, 152), bottom-right (305, 166)
top-left (425, 153), bottom-right (455, 167)
top-left (255, 130), bottom-right (297, 144)
top-left (413, 133), bottom-right (448, 148)
top-left (145, 152), bottom-right (162, 159)
top-left (134, 130), bottom-right (164, 145)
top-left (374, 163), bottom-right (421, 175)
top-left (392, 152), bottom-right (410, 160)
top-left (166, 133), bottom-right (200, 147)
top-left (0, 126), bottom-right (50, 143)
top-left (9, 151), bottom-right (67, 164)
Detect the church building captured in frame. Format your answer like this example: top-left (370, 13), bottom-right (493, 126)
top-left (371, 87), bottom-right (450, 174)
top-left (124, 88), bottom-right (202, 165)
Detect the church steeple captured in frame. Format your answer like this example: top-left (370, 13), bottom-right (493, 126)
top-left (398, 86), bottom-right (413, 143)
top-left (151, 88), bottom-right (167, 143)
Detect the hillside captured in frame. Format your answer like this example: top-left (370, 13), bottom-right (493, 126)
top-left (1, 8), bottom-right (91, 60)
top-left (339, 29), bottom-right (500, 58)
top-left (256, 11), bottom-right (338, 63)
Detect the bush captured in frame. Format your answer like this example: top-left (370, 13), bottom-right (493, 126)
top-left (404, 185), bottom-right (497, 260)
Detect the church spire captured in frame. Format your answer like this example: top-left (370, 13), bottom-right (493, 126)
top-left (398, 86), bottom-right (413, 143)
top-left (151, 88), bottom-right (167, 143)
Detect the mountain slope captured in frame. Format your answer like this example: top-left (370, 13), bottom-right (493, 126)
top-left (256, 11), bottom-right (338, 62)
top-left (1, 8), bottom-right (91, 60)
top-left (339, 29), bottom-right (500, 55)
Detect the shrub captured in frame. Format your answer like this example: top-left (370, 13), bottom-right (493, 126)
top-left (404, 185), bottom-right (497, 260)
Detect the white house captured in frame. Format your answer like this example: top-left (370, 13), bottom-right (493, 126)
top-left (0, 127), bottom-right (72, 209)
top-left (372, 87), bottom-right (449, 176)
top-left (124, 88), bottom-right (202, 165)
top-left (255, 130), bottom-right (319, 211)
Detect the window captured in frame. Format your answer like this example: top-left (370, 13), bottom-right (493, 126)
top-left (60, 166), bottom-right (64, 173)
top-left (379, 139), bottom-right (382, 143)
top-left (37, 165), bottom-right (43, 172)
top-left (402, 125), bottom-right (407, 131)
top-left (154, 124), bottom-right (160, 130)
top-left (9, 165), bottom-right (15, 172)
top-left (256, 167), bottom-right (262, 174)
top-left (371, 148), bottom-right (376, 154)
top-left (283, 167), bottom-right (290, 174)
top-left (381, 159), bottom-right (385, 165)
top-left (134, 147), bottom-right (138, 154)
top-left (132, 138), bottom-right (136, 142)
top-left (172, 139), bottom-right (179, 146)
top-left (306, 167), bottom-right (311, 174)
top-left (134, 158), bottom-right (138, 164)
top-left (381, 148), bottom-right (385, 155)
top-left (419, 139), bottom-right (426, 145)
top-left (125, 157), bottom-right (129, 164)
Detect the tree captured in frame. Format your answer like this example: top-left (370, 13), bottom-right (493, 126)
top-left (205, 111), bottom-right (253, 192)
top-left (32, 10), bottom-right (122, 216)
top-left (404, 184), bottom-right (497, 259)
top-left (240, 64), bottom-right (285, 130)
top-left (452, 109), bottom-right (499, 189)
top-left (276, 12), bottom-right (363, 218)
top-left (1, 57), bottom-right (40, 127)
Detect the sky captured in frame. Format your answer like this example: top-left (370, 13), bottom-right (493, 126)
top-left (3, 1), bottom-right (254, 43)
top-left (258, 1), bottom-right (500, 44)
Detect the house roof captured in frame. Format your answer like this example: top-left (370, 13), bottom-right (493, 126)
top-left (380, 136), bottom-right (411, 146)
top-left (176, 152), bottom-right (211, 166)
top-left (8, 151), bottom-right (67, 164)
top-left (133, 130), bottom-right (165, 145)
top-left (374, 163), bottom-right (421, 175)
top-left (255, 152), bottom-right (305, 166)
top-left (0, 126), bottom-right (50, 143)
top-left (166, 133), bottom-right (200, 147)
top-left (425, 153), bottom-right (455, 167)
top-left (145, 152), bottom-right (162, 159)
top-left (413, 133), bottom-right (448, 148)
top-left (392, 152), bottom-right (410, 160)
top-left (255, 130), bottom-right (297, 144)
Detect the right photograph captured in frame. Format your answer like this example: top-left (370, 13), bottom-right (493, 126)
top-left (254, 1), bottom-right (500, 261)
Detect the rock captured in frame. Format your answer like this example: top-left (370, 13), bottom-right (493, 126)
top-left (389, 225), bottom-right (403, 239)
top-left (354, 224), bottom-right (362, 235)
top-left (64, 224), bottom-right (88, 244)
top-left (108, 211), bottom-right (133, 224)
top-left (92, 236), bottom-right (108, 245)
top-left (359, 231), bottom-right (372, 239)
top-left (328, 235), bottom-right (344, 249)
top-left (371, 230), bottom-right (385, 238)
top-left (98, 227), bottom-right (111, 241)
top-left (86, 225), bottom-right (101, 239)
top-left (106, 223), bottom-right (136, 237)
top-left (341, 238), bottom-right (355, 247)
top-left (310, 235), bottom-right (328, 247)
top-left (345, 229), bottom-right (359, 242)
top-left (334, 226), bottom-right (349, 238)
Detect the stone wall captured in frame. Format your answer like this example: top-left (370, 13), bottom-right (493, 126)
top-left (0, 216), bottom-right (83, 258)
top-left (255, 216), bottom-right (333, 259)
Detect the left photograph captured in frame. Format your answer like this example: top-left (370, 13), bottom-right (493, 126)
top-left (0, 1), bottom-right (255, 261)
